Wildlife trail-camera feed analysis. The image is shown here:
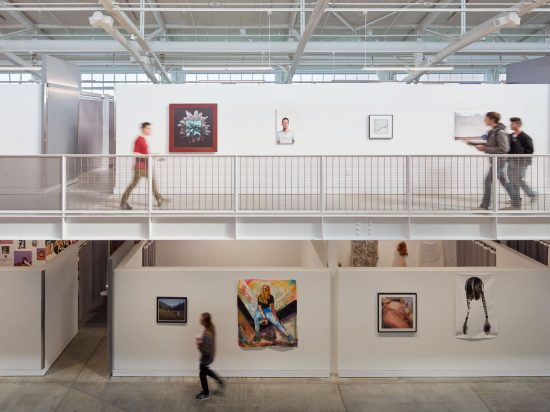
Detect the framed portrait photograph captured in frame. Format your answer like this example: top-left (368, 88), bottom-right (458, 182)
top-left (169, 104), bottom-right (217, 152)
top-left (157, 297), bottom-right (188, 324)
top-left (378, 293), bottom-right (417, 333)
top-left (369, 115), bottom-right (393, 139)
top-left (275, 109), bottom-right (297, 145)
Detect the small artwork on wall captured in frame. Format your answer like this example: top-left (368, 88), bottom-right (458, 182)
top-left (14, 250), bottom-right (32, 267)
top-left (18, 240), bottom-right (26, 249)
top-left (455, 274), bottom-right (497, 339)
top-left (157, 297), bottom-right (188, 324)
top-left (369, 115), bottom-right (393, 139)
top-left (454, 112), bottom-right (488, 141)
top-left (1, 245), bottom-right (9, 257)
top-left (169, 104), bottom-right (217, 152)
top-left (237, 279), bottom-right (297, 348)
top-left (275, 109), bottom-right (297, 145)
top-left (37, 248), bottom-right (46, 261)
top-left (378, 293), bottom-right (417, 333)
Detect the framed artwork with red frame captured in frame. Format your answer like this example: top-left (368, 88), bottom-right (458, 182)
top-left (169, 103), bottom-right (218, 152)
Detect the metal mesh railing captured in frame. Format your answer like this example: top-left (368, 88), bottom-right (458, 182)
top-left (324, 156), bottom-right (407, 212)
top-left (153, 156), bottom-right (234, 211)
top-left (0, 156), bottom-right (62, 211)
top-left (2, 155), bottom-right (550, 214)
top-left (238, 156), bottom-right (321, 211)
top-left (66, 156), bottom-right (148, 212)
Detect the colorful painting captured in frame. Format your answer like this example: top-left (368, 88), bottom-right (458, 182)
top-left (14, 250), bottom-right (32, 267)
top-left (169, 104), bottom-right (217, 152)
top-left (37, 248), bottom-right (46, 261)
top-left (378, 293), bottom-right (417, 333)
top-left (157, 297), bottom-right (187, 324)
top-left (237, 279), bottom-right (297, 348)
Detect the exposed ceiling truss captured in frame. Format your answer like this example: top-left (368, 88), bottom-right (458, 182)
top-left (0, 1), bottom-right (549, 81)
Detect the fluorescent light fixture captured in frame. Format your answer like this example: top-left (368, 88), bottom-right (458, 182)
top-left (0, 66), bottom-right (41, 72)
top-left (362, 66), bottom-right (454, 71)
top-left (182, 66), bottom-right (273, 72)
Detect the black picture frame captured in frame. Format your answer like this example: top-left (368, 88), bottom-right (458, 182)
top-left (377, 292), bottom-right (417, 333)
top-left (157, 296), bottom-right (188, 324)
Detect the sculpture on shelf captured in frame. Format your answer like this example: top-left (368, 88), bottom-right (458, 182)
top-left (351, 240), bottom-right (379, 267)
top-left (393, 241), bottom-right (409, 267)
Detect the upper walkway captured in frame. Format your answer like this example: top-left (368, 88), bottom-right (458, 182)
top-left (1, 154), bottom-right (549, 240)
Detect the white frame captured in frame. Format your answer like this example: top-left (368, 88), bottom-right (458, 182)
top-left (378, 293), bottom-right (417, 333)
top-left (369, 115), bottom-right (394, 140)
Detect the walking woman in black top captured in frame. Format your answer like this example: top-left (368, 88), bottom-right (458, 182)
top-left (196, 313), bottom-right (224, 401)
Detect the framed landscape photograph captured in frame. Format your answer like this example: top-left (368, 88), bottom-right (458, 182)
top-left (369, 115), bottom-right (393, 139)
top-left (157, 297), bottom-right (188, 324)
top-left (378, 293), bottom-right (417, 333)
top-left (169, 104), bottom-right (217, 152)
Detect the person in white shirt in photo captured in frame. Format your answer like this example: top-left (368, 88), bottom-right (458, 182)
top-left (276, 117), bottom-right (295, 144)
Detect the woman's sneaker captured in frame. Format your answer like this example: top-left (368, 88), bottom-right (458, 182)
top-left (195, 392), bottom-right (210, 401)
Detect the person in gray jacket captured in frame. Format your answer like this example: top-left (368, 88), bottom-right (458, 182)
top-left (195, 313), bottom-right (224, 401)
top-left (475, 112), bottom-right (513, 210)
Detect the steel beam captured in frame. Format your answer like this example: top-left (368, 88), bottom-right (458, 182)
top-left (285, 0), bottom-right (332, 83)
top-left (0, 48), bottom-right (42, 79)
top-left (404, 0), bottom-right (550, 83)
top-left (2, 39), bottom-right (550, 55)
top-left (98, 0), bottom-right (171, 83)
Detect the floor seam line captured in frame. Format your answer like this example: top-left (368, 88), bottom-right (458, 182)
top-left (467, 380), bottom-right (494, 412)
top-left (336, 382), bottom-right (349, 412)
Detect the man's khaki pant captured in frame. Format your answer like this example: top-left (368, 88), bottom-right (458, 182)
top-left (121, 168), bottom-right (160, 205)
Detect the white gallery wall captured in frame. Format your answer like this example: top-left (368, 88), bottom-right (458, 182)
top-left (0, 84), bottom-right (42, 155)
top-left (338, 267), bottom-right (550, 377)
top-left (0, 268), bottom-right (43, 374)
top-left (116, 83), bottom-right (550, 156)
top-left (154, 240), bottom-right (325, 267)
top-left (113, 258), bottom-right (331, 377)
top-left (0, 244), bottom-right (79, 376)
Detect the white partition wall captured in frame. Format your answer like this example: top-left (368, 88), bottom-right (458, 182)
top-left (113, 260), bottom-right (331, 377)
top-left (116, 83), bottom-right (550, 156)
top-left (338, 267), bottom-right (550, 377)
top-left (0, 268), bottom-right (43, 375)
top-left (0, 244), bottom-right (79, 376)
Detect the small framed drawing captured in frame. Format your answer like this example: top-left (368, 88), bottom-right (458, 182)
top-left (169, 104), bottom-right (217, 152)
top-left (378, 293), bottom-right (417, 333)
top-left (157, 297), bottom-right (188, 324)
top-left (369, 115), bottom-right (393, 139)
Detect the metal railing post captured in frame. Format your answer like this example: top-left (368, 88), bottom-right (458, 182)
top-left (61, 156), bottom-right (66, 215)
top-left (148, 155), bottom-right (153, 215)
top-left (234, 156), bottom-right (240, 212)
top-left (492, 155), bottom-right (498, 213)
top-left (320, 156), bottom-right (325, 213)
top-left (406, 156), bottom-right (412, 213)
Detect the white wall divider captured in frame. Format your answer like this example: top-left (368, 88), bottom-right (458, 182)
top-left (116, 83), bottom-right (550, 156)
top-left (43, 243), bottom-right (79, 371)
top-left (113, 246), bottom-right (331, 377)
top-left (0, 243), bottom-right (79, 376)
top-left (338, 267), bottom-right (550, 377)
top-left (0, 268), bottom-right (44, 376)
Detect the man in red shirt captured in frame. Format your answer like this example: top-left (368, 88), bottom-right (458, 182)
top-left (120, 122), bottom-right (165, 210)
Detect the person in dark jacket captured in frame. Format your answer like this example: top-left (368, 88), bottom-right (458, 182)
top-left (196, 313), bottom-right (224, 401)
top-left (507, 117), bottom-right (536, 207)
top-left (475, 112), bottom-right (512, 210)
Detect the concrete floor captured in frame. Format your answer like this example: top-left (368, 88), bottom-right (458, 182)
top-left (1, 327), bottom-right (550, 412)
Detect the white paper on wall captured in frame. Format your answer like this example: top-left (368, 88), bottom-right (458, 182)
top-left (454, 112), bottom-right (488, 140)
top-left (418, 240), bottom-right (444, 266)
top-left (455, 273), bottom-right (498, 340)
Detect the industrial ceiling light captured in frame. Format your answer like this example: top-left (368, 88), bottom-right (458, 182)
top-left (0, 67), bottom-right (42, 71)
top-left (362, 66), bottom-right (455, 71)
top-left (182, 66), bottom-right (274, 71)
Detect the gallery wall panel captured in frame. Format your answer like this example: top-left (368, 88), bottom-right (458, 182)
top-left (338, 267), bottom-right (550, 377)
top-left (113, 267), bottom-right (331, 377)
top-left (116, 83), bottom-right (550, 156)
